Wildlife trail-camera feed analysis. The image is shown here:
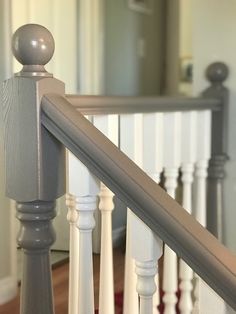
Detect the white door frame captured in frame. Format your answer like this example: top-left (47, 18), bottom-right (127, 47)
top-left (78, 0), bottom-right (105, 253)
top-left (78, 0), bottom-right (105, 94)
top-left (0, 0), bottom-right (18, 305)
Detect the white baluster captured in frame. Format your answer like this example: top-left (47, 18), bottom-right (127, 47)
top-left (192, 160), bottom-right (208, 314)
top-left (151, 171), bottom-right (161, 314)
top-left (98, 183), bottom-right (115, 314)
top-left (130, 211), bottom-right (163, 314)
top-left (143, 112), bottom-right (164, 314)
top-left (124, 210), bottom-right (139, 314)
top-left (163, 168), bottom-right (178, 314)
top-left (93, 114), bottom-right (118, 314)
top-left (192, 276), bottom-right (200, 314)
top-left (120, 114), bottom-right (143, 314)
top-left (76, 196), bottom-right (97, 314)
top-left (66, 194), bottom-right (79, 314)
top-left (195, 160), bottom-right (208, 227)
top-left (164, 168), bottom-right (179, 198)
top-left (179, 111), bottom-right (197, 314)
top-left (136, 261), bottom-right (158, 314)
top-left (68, 152), bottom-right (100, 314)
top-left (163, 112), bottom-right (181, 314)
top-left (192, 111), bottom-right (211, 314)
top-left (179, 164), bottom-right (194, 314)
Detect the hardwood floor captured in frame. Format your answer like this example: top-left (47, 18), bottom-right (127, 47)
top-left (0, 247), bottom-right (125, 314)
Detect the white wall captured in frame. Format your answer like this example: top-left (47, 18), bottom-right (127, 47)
top-left (193, 0), bottom-right (236, 252)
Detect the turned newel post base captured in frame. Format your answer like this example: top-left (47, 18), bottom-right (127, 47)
top-left (135, 261), bottom-right (157, 314)
top-left (17, 201), bottom-right (56, 314)
top-left (207, 154), bottom-right (227, 240)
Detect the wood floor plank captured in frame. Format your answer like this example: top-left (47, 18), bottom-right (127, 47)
top-left (0, 247), bottom-right (125, 314)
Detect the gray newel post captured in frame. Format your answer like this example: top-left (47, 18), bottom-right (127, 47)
top-left (2, 24), bottom-right (65, 314)
top-left (203, 62), bottom-right (229, 241)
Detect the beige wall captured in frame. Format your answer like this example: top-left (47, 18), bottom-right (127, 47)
top-left (193, 0), bottom-right (236, 252)
top-left (179, 0), bottom-right (192, 59)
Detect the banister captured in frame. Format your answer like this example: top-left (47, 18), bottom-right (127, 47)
top-left (66, 94), bottom-right (221, 115)
top-left (66, 63), bottom-right (229, 244)
top-left (2, 23), bottom-right (232, 313)
top-left (41, 93), bottom-right (236, 310)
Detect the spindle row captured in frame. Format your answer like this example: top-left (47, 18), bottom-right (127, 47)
top-left (66, 109), bottom-right (211, 314)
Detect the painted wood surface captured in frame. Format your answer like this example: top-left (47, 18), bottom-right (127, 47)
top-left (77, 196), bottom-right (97, 314)
top-left (179, 111), bottom-right (197, 314)
top-left (16, 201), bottom-right (56, 314)
top-left (163, 113), bottom-right (181, 314)
top-left (42, 93), bottom-right (236, 310)
top-left (66, 194), bottom-right (79, 314)
top-left (93, 114), bottom-right (118, 314)
top-left (192, 110), bottom-right (211, 314)
top-left (120, 114), bottom-right (143, 314)
top-left (143, 112), bottom-right (164, 313)
top-left (67, 157), bottom-right (99, 314)
top-left (98, 184), bottom-right (115, 314)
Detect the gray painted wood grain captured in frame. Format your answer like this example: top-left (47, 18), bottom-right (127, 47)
top-left (203, 62), bottom-right (229, 241)
top-left (66, 94), bottom-right (221, 115)
top-left (2, 77), bottom-right (66, 201)
top-left (17, 201), bottom-right (56, 314)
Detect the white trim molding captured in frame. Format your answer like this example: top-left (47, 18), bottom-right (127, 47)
top-left (0, 276), bottom-right (17, 305)
top-left (79, 0), bottom-right (105, 94)
top-left (79, 0), bottom-right (105, 253)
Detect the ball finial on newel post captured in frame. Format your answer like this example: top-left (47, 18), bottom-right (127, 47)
top-left (206, 62), bottom-right (229, 85)
top-left (12, 24), bottom-right (55, 77)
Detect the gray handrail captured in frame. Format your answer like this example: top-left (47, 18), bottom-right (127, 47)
top-left (41, 93), bottom-right (236, 310)
top-left (66, 94), bottom-right (221, 115)
top-left (5, 23), bottom-right (231, 314)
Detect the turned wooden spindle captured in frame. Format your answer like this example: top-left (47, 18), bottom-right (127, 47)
top-left (179, 111), bottom-right (197, 314)
top-left (67, 153), bottom-right (100, 314)
top-left (162, 112), bottom-right (181, 314)
top-left (93, 114), bottom-right (118, 314)
top-left (143, 112), bottom-right (164, 314)
top-left (120, 113), bottom-right (143, 314)
top-left (66, 194), bottom-right (79, 314)
top-left (76, 196), bottom-right (97, 314)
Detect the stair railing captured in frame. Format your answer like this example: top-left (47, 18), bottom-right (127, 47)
top-left (2, 24), bottom-right (235, 314)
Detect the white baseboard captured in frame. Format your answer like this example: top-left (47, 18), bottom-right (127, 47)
top-left (112, 226), bottom-right (126, 248)
top-left (0, 276), bottom-right (17, 305)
